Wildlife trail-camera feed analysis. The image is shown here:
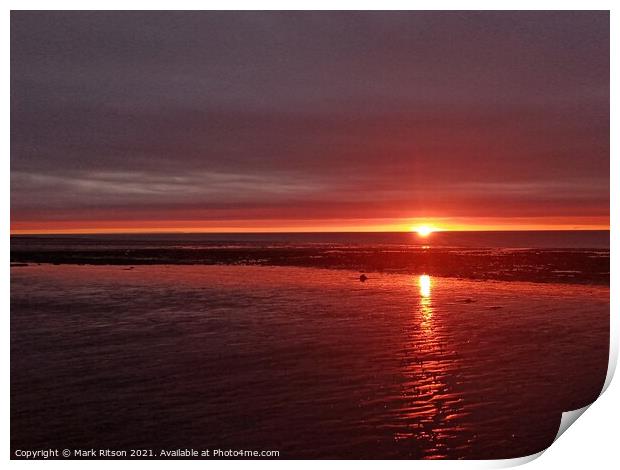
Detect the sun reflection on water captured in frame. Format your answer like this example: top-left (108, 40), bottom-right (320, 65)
top-left (393, 273), bottom-right (469, 455)
top-left (419, 274), bottom-right (431, 298)
top-left (418, 275), bottom-right (433, 331)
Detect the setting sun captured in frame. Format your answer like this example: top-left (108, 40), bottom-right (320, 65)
top-left (414, 225), bottom-right (435, 237)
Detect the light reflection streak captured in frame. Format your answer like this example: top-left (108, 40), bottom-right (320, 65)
top-left (418, 275), bottom-right (433, 332)
top-left (394, 274), bottom-right (468, 455)
top-left (419, 274), bottom-right (431, 298)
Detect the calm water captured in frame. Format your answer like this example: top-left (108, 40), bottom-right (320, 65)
top-left (11, 264), bottom-right (609, 459)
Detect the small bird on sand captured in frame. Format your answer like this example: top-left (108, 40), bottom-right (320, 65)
top-left (359, 274), bottom-right (368, 282)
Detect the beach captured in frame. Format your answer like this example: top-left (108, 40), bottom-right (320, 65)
top-left (11, 262), bottom-right (609, 459)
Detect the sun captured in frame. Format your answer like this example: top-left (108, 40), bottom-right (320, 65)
top-left (413, 225), bottom-right (434, 237)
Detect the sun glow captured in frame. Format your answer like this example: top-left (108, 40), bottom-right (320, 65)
top-left (414, 225), bottom-right (434, 237)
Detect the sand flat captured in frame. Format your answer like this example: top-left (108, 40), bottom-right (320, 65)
top-left (11, 264), bottom-right (609, 459)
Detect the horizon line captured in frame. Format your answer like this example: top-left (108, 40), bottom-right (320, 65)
top-left (10, 228), bottom-right (611, 236)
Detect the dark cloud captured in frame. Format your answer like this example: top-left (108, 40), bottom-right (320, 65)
top-left (11, 11), bottom-right (609, 228)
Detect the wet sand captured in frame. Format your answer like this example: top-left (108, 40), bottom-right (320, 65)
top-left (11, 264), bottom-right (609, 459)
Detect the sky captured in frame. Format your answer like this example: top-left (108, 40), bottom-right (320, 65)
top-left (11, 11), bottom-right (609, 233)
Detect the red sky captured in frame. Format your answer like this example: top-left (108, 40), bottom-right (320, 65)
top-left (11, 12), bottom-right (609, 233)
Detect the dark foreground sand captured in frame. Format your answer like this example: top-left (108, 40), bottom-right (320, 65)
top-left (10, 244), bottom-right (610, 285)
top-left (11, 264), bottom-right (609, 459)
